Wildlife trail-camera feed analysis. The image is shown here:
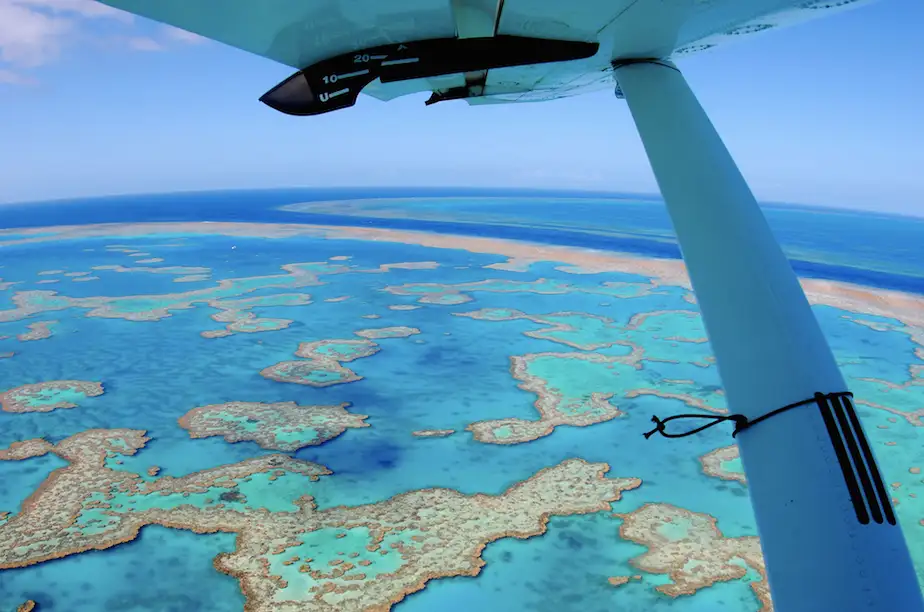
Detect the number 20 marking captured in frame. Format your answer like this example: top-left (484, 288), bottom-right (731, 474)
top-left (353, 54), bottom-right (370, 63)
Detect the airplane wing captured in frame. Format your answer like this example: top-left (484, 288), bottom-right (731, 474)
top-left (95, 0), bottom-right (873, 112)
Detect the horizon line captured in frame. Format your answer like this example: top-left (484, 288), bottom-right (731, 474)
top-left (1, 185), bottom-right (921, 221)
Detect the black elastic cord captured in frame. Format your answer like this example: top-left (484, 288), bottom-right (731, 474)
top-left (643, 391), bottom-right (854, 439)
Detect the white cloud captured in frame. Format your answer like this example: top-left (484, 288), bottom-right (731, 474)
top-left (0, 0), bottom-right (206, 84)
top-left (13, 0), bottom-right (129, 18)
top-left (0, 1), bottom-right (73, 67)
top-left (127, 36), bottom-right (162, 51)
top-left (0, 67), bottom-right (37, 84)
top-left (163, 26), bottom-right (206, 45)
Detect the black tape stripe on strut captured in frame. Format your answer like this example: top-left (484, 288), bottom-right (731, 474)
top-left (817, 392), bottom-right (870, 524)
top-left (829, 393), bottom-right (896, 525)
top-left (644, 390), bottom-right (897, 526)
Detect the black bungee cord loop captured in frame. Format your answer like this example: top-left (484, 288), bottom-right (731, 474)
top-left (643, 391), bottom-right (855, 439)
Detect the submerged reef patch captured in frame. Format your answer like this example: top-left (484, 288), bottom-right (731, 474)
top-left (699, 445), bottom-right (746, 485)
top-left (201, 293), bottom-right (313, 338)
top-left (91, 264), bottom-right (209, 276)
top-left (16, 320), bottom-right (57, 342)
top-left (455, 307), bottom-right (707, 358)
top-left (411, 430), bottom-right (455, 438)
top-left (384, 278), bottom-right (661, 306)
top-left (354, 327), bottom-right (420, 340)
top-left (0, 263), bottom-right (343, 325)
top-left (611, 504), bottom-right (769, 610)
top-left (0, 381), bottom-right (104, 413)
top-left (466, 350), bottom-right (725, 445)
top-left (179, 401), bottom-right (369, 451)
top-left (261, 339), bottom-right (380, 388)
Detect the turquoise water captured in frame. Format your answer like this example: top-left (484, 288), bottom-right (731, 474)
top-left (266, 526), bottom-right (418, 600)
top-left (0, 197), bottom-right (921, 611)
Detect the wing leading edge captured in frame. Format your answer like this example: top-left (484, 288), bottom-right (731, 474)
top-left (96, 0), bottom-right (875, 114)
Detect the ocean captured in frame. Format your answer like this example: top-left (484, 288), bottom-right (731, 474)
top-left (0, 189), bottom-right (921, 612)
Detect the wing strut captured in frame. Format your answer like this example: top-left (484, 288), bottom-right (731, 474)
top-left (614, 58), bottom-right (924, 612)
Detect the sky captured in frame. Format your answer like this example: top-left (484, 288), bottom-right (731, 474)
top-left (0, 0), bottom-right (922, 215)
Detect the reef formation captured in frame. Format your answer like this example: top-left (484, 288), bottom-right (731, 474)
top-left (700, 445), bottom-right (746, 485)
top-left (0, 430), bottom-right (641, 611)
top-left (178, 401), bottom-right (369, 451)
top-left (611, 504), bottom-right (770, 610)
top-left (0, 380), bottom-right (104, 413)
top-left (261, 339), bottom-right (380, 387)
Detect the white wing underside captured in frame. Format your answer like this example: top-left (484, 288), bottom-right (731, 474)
top-left (96, 0), bottom-right (871, 106)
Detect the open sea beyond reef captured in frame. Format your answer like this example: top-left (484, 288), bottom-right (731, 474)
top-left (0, 188), bottom-right (922, 612)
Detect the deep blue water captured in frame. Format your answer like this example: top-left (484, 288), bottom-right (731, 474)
top-left (2, 188), bottom-right (923, 294)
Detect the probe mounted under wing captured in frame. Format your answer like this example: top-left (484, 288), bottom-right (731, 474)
top-left (260, 35), bottom-right (599, 116)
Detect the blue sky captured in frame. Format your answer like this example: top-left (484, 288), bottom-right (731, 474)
top-left (0, 0), bottom-right (922, 214)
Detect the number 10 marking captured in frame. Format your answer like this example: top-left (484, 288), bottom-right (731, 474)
top-left (323, 69), bottom-right (370, 84)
